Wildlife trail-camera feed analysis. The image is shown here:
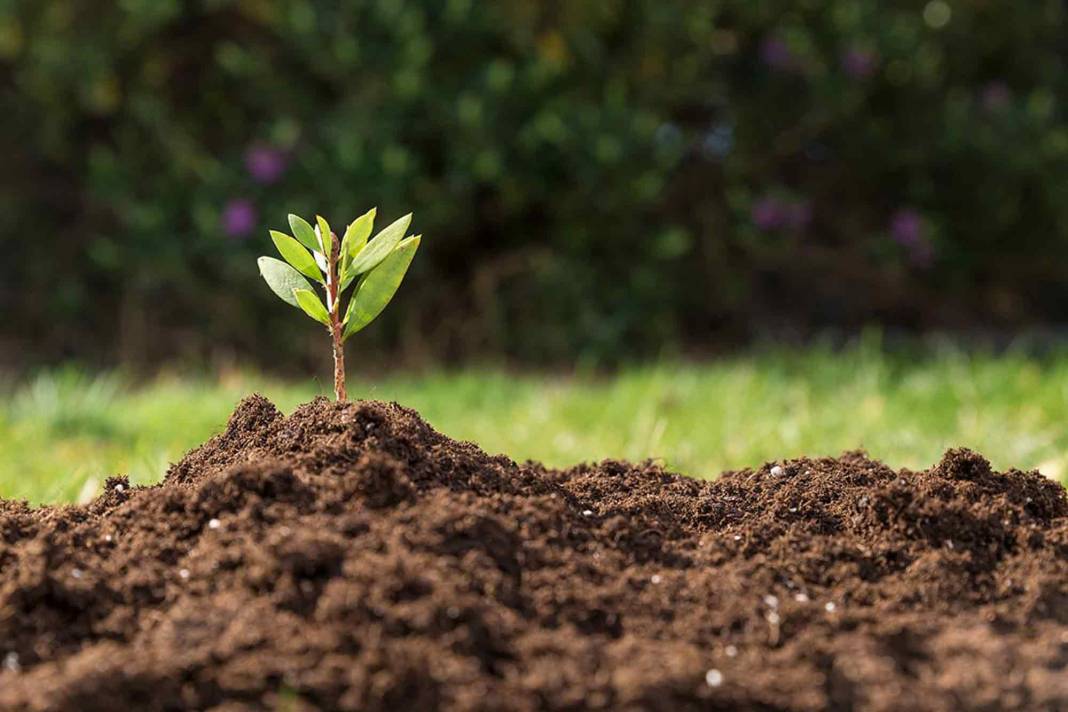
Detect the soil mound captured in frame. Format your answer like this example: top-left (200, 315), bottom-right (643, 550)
top-left (1, 396), bottom-right (1066, 711)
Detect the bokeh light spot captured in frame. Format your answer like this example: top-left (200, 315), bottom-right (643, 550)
top-left (923, 1), bottom-right (952, 29)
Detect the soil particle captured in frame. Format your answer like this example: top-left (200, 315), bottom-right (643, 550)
top-left (0, 396), bottom-right (1066, 711)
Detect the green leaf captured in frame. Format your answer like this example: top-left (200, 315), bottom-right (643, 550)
top-left (287, 214), bottom-right (320, 252)
top-left (316, 215), bottom-right (333, 257)
top-left (343, 235), bottom-right (420, 341)
top-left (293, 288), bottom-right (331, 326)
top-left (270, 231), bottom-right (323, 282)
top-left (339, 208), bottom-right (376, 288)
top-left (258, 257), bottom-right (314, 308)
top-left (342, 213), bottom-right (412, 291)
top-left (339, 246), bottom-right (359, 292)
top-left (343, 208), bottom-right (376, 259)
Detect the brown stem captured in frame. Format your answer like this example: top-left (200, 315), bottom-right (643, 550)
top-left (331, 320), bottom-right (346, 401)
top-left (326, 232), bottom-right (346, 401)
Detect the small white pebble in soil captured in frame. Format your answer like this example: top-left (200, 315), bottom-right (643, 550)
top-left (825, 602), bottom-right (837, 612)
top-left (208, 518), bottom-right (221, 530)
top-left (3, 652), bottom-right (19, 673)
top-left (898, 478), bottom-right (906, 486)
top-left (582, 509), bottom-right (593, 516)
top-left (178, 569), bottom-right (190, 580)
top-left (766, 611), bottom-right (781, 625)
top-left (704, 668), bottom-right (724, 687)
top-left (114, 483), bottom-right (125, 493)
top-left (724, 645), bottom-right (738, 658)
top-left (795, 592), bottom-right (810, 603)
top-left (770, 465), bottom-right (784, 477)
top-left (104, 534), bottom-right (113, 543)
top-left (763, 595), bottom-right (779, 609)
top-left (650, 574), bottom-right (662, 585)
top-left (732, 534), bottom-right (741, 541)
top-left (788, 507), bottom-right (797, 513)
top-left (945, 540), bottom-right (955, 550)
top-left (71, 569), bottom-right (83, 580)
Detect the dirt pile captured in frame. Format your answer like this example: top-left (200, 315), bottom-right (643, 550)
top-left (1, 396), bottom-right (1066, 711)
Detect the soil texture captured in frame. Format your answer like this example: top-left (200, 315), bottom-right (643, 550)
top-left (0, 396), bottom-right (1066, 711)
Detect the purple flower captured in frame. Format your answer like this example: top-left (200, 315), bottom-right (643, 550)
top-left (760, 37), bottom-right (795, 72)
top-left (752, 197), bottom-right (787, 231)
top-left (889, 209), bottom-right (934, 268)
top-left (841, 48), bottom-right (877, 79)
top-left (980, 81), bottom-right (1012, 112)
top-left (244, 145), bottom-right (288, 185)
top-left (222, 198), bottom-right (257, 238)
top-left (752, 196), bottom-right (812, 232)
top-left (890, 209), bottom-right (923, 247)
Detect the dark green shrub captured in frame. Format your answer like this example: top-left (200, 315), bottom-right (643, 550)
top-left (3, 1), bottom-right (1067, 367)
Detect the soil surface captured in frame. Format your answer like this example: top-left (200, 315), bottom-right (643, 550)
top-left (1, 397), bottom-right (1066, 711)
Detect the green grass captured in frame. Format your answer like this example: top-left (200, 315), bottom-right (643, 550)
top-left (3, 342), bottom-right (1068, 503)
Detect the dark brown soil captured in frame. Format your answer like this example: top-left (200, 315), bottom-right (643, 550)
top-left (1, 396), bottom-right (1066, 711)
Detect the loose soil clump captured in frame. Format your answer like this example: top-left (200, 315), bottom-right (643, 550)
top-left (1, 396), bottom-right (1066, 711)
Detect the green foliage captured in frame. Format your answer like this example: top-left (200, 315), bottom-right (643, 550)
top-left (314, 215), bottom-right (333, 257)
top-left (259, 210), bottom-right (420, 338)
top-left (293, 288), bottom-right (330, 325)
top-left (343, 208), bottom-right (376, 260)
top-left (343, 213), bottom-right (411, 289)
top-left (344, 235), bottom-right (421, 339)
top-left (5, 1), bottom-right (1068, 366)
top-left (257, 257), bottom-right (313, 308)
top-left (269, 231), bottom-right (321, 281)
top-left (288, 215), bottom-right (320, 253)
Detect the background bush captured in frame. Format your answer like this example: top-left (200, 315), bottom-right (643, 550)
top-left (3, 0), bottom-right (1068, 369)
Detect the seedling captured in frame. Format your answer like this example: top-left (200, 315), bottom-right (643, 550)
top-left (258, 209), bottom-right (420, 400)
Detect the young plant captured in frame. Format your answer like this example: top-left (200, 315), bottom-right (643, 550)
top-left (257, 209), bottom-right (420, 401)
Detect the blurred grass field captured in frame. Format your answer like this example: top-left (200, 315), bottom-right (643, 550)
top-left (2, 342), bottom-right (1068, 503)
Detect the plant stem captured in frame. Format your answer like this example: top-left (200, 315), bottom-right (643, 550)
top-left (326, 233), bottom-right (346, 401)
